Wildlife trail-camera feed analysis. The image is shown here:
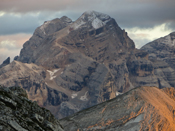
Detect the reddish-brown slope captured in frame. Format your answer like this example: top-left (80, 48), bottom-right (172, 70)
top-left (60, 87), bottom-right (175, 131)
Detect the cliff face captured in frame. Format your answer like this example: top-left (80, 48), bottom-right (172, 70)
top-left (0, 57), bottom-right (10, 69)
top-left (60, 86), bottom-right (175, 131)
top-left (0, 85), bottom-right (64, 131)
top-left (17, 16), bottom-right (72, 64)
top-left (141, 32), bottom-right (175, 88)
top-left (0, 11), bottom-right (174, 119)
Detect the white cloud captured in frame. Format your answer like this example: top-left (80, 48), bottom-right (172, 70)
top-left (0, 11), bottom-right (5, 17)
top-left (126, 23), bottom-right (173, 48)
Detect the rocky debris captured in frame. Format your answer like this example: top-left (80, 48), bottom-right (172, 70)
top-left (0, 57), bottom-right (10, 69)
top-left (60, 86), bottom-right (175, 131)
top-left (0, 85), bottom-right (64, 131)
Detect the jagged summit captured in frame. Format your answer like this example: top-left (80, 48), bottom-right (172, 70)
top-left (71, 10), bottom-right (111, 29)
top-left (81, 10), bottom-right (110, 21)
top-left (38, 16), bottom-right (72, 36)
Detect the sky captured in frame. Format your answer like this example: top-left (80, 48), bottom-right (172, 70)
top-left (0, 0), bottom-right (175, 64)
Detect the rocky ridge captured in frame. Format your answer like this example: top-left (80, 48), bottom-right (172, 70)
top-left (0, 57), bottom-right (10, 69)
top-left (141, 32), bottom-right (175, 88)
top-left (0, 85), bottom-right (64, 131)
top-left (60, 86), bottom-right (175, 131)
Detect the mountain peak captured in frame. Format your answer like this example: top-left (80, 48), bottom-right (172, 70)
top-left (71, 10), bottom-right (111, 30)
top-left (82, 10), bottom-right (110, 20)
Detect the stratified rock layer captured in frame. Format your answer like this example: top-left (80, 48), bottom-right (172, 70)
top-left (0, 85), bottom-right (64, 131)
top-left (141, 32), bottom-right (175, 88)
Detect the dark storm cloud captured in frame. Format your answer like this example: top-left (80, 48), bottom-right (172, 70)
top-left (1, 0), bottom-right (175, 30)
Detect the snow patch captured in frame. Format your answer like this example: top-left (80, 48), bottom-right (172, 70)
top-left (124, 114), bottom-right (144, 126)
top-left (72, 11), bottom-right (111, 30)
top-left (71, 93), bottom-right (78, 99)
top-left (84, 11), bottom-right (110, 21)
top-left (72, 19), bottom-right (85, 30)
top-left (161, 35), bottom-right (175, 46)
top-left (40, 21), bottom-right (51, 35)
top-left (47, 69), bottom-right (60, 80)
top-left (92, 18), bottom-right (104, 29)
top-left (80, 91), bottom-right (88, 101)
top-left (116, 91), bottom-right (122, 96)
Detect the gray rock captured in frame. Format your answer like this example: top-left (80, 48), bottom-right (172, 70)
top-left (0, 85), bottom-right (64, 131)
top-left (141, 32), bottom-right (175, 88)
top-left (0, 57), bottom-right (10, 69)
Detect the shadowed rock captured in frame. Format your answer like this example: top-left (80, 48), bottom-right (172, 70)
top-left (0, 85), bottom-right (64, 131)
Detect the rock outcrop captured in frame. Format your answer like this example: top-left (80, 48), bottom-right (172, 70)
top-left (0, 85), bottom-right (64, 131)
top-left (0, 57), bottom-right (10, 69)
top-left (60, 86), bottom-right (175, 131)
top-left (141, 32), bottom-right (175, 88)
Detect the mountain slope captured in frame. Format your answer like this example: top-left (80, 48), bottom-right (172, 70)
top-left (141, 32), bottom-right (175, 88)
top-left (0, 85), bottom-right (64, 131)
top-left (60, 86), bottom-right (175, 131)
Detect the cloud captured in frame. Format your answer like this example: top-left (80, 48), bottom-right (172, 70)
top-left (0, 33), bottom-right (31, 64)
top-left (0, 0), bottom-right (175, 34)
top-left (126, 23), bottom-right (174, 48)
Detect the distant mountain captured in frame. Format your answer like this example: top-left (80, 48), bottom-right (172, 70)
top-left (141, 32), bottom-right (175, 88)
top-left (60, 86), bottom-right (175, 131)
top-left (0, 11), bottom-right (175, 119)
top-left (0, 85), bottom-right (63, 131)
top-left (0, 57), bottom-right (10, 69)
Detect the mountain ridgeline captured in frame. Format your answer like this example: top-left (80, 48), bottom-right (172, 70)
top-left (0, 10), bottom-right (175, 125)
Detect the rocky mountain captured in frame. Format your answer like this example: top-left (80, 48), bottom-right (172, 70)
top-left (60, 86), bottom-right (175, 131)
top-left (0, 85), bottom-right (64, 131)
top-left (0, 57), bottom-right (10, 69)
top-left (0, 11), bottom-right (175, 119)
top-left (141, 32), bottom-right (175, 88)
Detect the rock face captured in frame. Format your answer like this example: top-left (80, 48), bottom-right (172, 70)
top-left (17, 16), bottom-right (72, 64)
top-left (60, 86), bottom-right (175, 131)
top-left (0, 61), bottom-right (68, 108)
top-left (0, 85), bottom-right (64, 131)
top-left (0, 11), bottom-right (174, 119)
top-left (0, 57), bottom-right (10, 69)
top-left (141, 32), bottom-right (175, 88)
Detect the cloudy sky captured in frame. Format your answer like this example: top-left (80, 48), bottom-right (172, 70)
top-left (0, 0), bottom-right (175, 63)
